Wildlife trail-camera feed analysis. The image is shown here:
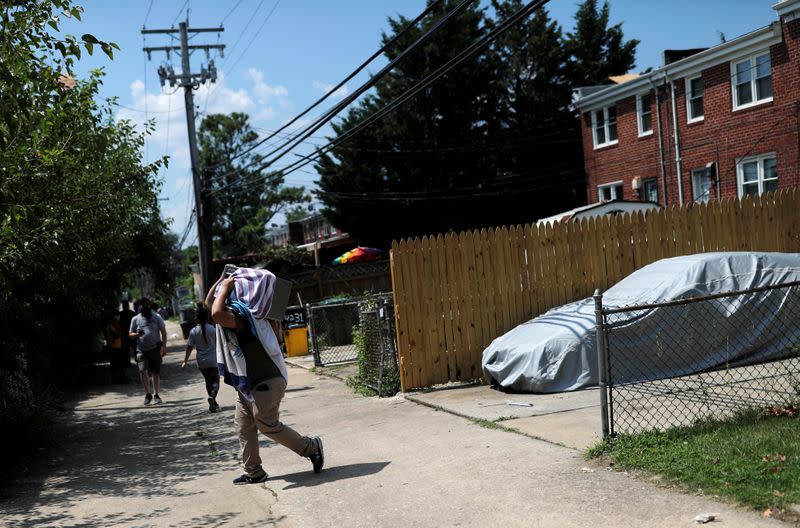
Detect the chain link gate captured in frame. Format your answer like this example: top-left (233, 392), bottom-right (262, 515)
top-left (594, 281), bottom-right (800, 437)
top-left (358, 298), bottom-right (398, 396)
top-left (307, 300), bottom-right (361, 366)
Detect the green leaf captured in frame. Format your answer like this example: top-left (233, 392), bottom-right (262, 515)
top-left (101, 43), bottom-right (113, 60)
top-left (84, 42), bottom-right (93, 55)
top-left (81, 34), bottom-right (100, 44)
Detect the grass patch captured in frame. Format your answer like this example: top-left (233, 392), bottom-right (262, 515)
top-left (471, 417), bottom-right (521, 434)
top-left (587, 408), bottom-right (800, 514)
top-left (345, 374), bottom-right (379, 397)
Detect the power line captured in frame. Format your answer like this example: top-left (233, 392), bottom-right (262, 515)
top-left (171, 0), bottom-right (189, 27)
top-left (111, 101), bottom-right (184, 114)
top-left (219, 0), bottom-right (267, 68)
top-left (224, 0), bottom-right (281, 78)
top-left (143, 0), bottom-right (154, 27)
top-left (209, 0), bottom-right (474, 192)
top-left (200, 0), bottom-right (269, 119)
top-left (214, 0), bottom-right (446, 170)
top-left (220, 0), bottom-right (244, 24)
top-left (221, 0), bottom-right (469, 174)
top-left (213, 0), bottom-right (551, 196)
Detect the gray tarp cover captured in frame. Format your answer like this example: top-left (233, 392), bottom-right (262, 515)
top-left (481, 252), bottom-right (800, 393)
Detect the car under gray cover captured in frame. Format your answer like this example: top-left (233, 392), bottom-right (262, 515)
top-left (481, 252), bottom-right (800, 393)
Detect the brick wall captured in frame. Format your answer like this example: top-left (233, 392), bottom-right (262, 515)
top-left (581, 17), bottom-right (800, 206)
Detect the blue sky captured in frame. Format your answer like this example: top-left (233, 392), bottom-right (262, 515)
top-left (62, 1), bottom-right (778, 247)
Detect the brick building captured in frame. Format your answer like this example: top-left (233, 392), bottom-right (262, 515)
top-left (575, 0), bottom-right (800, 207)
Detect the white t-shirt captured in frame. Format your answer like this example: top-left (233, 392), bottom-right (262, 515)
top-left (187, 323), bottom-right (217, 369)
top-left (130, 312), bottom-right (166, 351)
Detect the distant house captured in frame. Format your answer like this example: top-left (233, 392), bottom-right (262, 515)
top-left (574, 0), bottom-right (800, 207)
top-left (267, 225), bottom-right (290, 248)
top-left (288, 214), bottom-right (354, 267)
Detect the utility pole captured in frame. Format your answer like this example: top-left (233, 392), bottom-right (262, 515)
top-left (142, 21), bottom-right (224, 295)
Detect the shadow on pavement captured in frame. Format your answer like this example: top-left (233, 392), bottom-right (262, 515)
top-left (276, 461), bottom-right (391, 490)
top-left (0, 343), bottom-right (245, 526)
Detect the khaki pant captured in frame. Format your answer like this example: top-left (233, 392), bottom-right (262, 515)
top-left (235, 377), bottom-right (316, 477)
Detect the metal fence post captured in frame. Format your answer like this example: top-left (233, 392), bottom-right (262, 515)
top-left (594, 289), bottom-right (610, 438)
top-left (307, 304), bottom-right (322, 367)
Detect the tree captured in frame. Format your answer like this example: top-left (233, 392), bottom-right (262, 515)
top-left (316, 1), bottom-right (587, 243)
top-left (316, 0), bottom-right (504, 243)
top-left (488, 1), bottom-right (584, 213)
top-left (565, 0), bottom-right (639, 86)
top-left (199, 113), bottom-right (310, 257)
top-left (0, 0), bottom-right (173, 453)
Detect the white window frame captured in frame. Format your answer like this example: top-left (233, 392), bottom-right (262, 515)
top-left (598, 180), bottom-right (624, 202)
top-left (685, 75), bottom-right (704, 123)
top-left (691, 168), bottom-right (713, 203)
top-left (643, 178), bottom-right (659, 203)
top-left (591, 106), bottom-right (618, 149)
top-left (636, 93), bottom-right (653, 137)
top-left (731, 51), bottom-right (773, 111)
top-left (736, 153), bottom-right (777, 197)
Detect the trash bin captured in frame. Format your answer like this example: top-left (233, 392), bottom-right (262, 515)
top-left (283, 305), bottom-right (309, 357)
top-left (179, 307), bottom-right (196, 339)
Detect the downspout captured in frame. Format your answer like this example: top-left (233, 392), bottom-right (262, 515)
top-left (649, 77), bottom-right (669, 206)
top-left (669, 77), bottom-right (685, 206)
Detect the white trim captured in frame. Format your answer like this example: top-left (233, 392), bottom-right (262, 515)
top-left (685, 75), bottom-right (705, 123)
top-left (598, 180), bottom-right (624, 202)
top-left (774, 0), bottom-right (800, 22)
top-left (577, 23), bottom-right (782, 112)
top-left (736, 152), bottom-right (777, 197)
top-left (592, 106), bottom-right (619, 149)
top-left (636, 92), bottom-right (654, 137)
top-left (731, 50), bottom-right (773, 111)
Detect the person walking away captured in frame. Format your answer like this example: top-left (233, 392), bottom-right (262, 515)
top-left (181, 302), bottom-right (220, 413)
top-left (206, 268), bottom-right (324, 485)
top-left (119, 299), bottom-right (136, 365)
top-left (129, 297), bottom-right (167, 405)
top-left (104, 313), bottom-right (127, 384)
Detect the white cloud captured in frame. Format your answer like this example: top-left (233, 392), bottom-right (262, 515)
top-left (312, 80), bottom-right (348, 99)
top-left (114, 68), bottom-right (297, 245)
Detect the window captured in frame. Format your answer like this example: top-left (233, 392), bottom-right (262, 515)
top-left (732, 52), bottom-right (772, 109)
top-left (591, 106), bottom-right (618, 148)
top-left (691, 168), bottom-right (714, 203)
top-left (598, 181), bottom-right (624, 202)
top-left (643, 179), bottom-right (658, 203)
top-left (737, 154), bottom-right (777, 197)
top-left (637, 94), bottom-right (653, 136)
top-left (686, 76), bottom-right (704, 122)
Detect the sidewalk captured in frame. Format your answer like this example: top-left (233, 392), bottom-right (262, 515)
top-left (1, 321), bottom-right (788, 527)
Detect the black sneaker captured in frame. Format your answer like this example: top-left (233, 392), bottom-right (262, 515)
top-left (310, 437), bottom-right (324, 474)
top-left (232, 473), bottom-right (268, 485)
top-left (143, 393), bottom-right (153, 406)
top-left (208, 397), bottom-right (216, 413)
top-left (153, 394), bottom-right (163, 405)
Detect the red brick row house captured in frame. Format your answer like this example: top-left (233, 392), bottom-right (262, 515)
top-left (575, 0), bottom-right (800, 208)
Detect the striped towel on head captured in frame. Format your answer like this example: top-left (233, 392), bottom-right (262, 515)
top-left (215, 267), bottom-right (276, 320)
top-left (216, 267), bottom-right (287, 397)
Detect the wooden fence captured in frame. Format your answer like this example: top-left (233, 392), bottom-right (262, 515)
top-left (389, 190), bottom-right (800, 391)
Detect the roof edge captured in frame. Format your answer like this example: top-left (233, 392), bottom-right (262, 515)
top-left (577, 23), bottom-right (782, 112)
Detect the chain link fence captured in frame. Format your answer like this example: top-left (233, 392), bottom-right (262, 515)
top-left (597, 282), bottom-right (800, 436)
top-left (308, 300), bottom-right (361, 366)
top-left (357, 297), bottom-right (399, 396)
